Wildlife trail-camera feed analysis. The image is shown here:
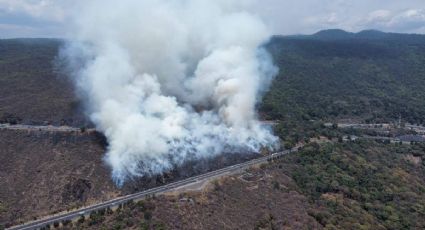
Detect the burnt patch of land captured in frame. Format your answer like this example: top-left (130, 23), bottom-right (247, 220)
top-left (120, 151), bottom-right (261, 194)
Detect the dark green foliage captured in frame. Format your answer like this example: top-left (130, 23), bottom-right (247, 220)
top-left (254, 214), bottom-right (278, 230)
top-left (74, 198), bottom-right (162, 229)
top-left (262, 30), bottom-right (425, 126)
top-left (106, 207), bottom-right (114, 215)
top-left (125, 199), bottom-right (136, 210)
top-left (62, 219), bottom-right (71, 226)
top-left (273, 120), bottom-right (338, 148)
top-left (144, 211), bottom-right (152, 221)
top-left (272, 180), bottom-right (280, 190)
top-left (77, 215), bottom-right (85, 224)
top-left (140, 222), bottom-right (149, 230)
top-left (154, 222), bottom-right (167, 230)
top-left (262, 31), bottom-right (425, 229)
top-left (112, 222), bottom-right (123, 230)
top-left (137, 200), bottom-right (147, 212)
top-left (279, 141), bottom-right (425, 229)
top-left (88, 211), bottom-right (105, 226)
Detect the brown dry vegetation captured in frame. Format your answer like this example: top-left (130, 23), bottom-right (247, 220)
top-left (67, 165), bottom-right (322, 230)
top-left (2, 33), bottom-right (425, 230)
top-left (0, 128), bottom-right (264, 228)
top-left (0, 129), bottom-right (120, 228)
top-left (0, 39), bottom-right (85, 126)
top-left (151, 170), bottom-right (321, 230)
top-left (68, 141), bottom-right (425, 230)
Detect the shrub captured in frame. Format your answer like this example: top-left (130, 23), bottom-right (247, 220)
top-left (78, 215), bottom-right (85, 224)
top-left (144, 211), bottom-right (152, 221)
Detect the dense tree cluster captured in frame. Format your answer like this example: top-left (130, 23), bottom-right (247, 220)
top-left (277, 141), bottom-right (425, 229)
top-left (262, 30), bottom-right (425, 126)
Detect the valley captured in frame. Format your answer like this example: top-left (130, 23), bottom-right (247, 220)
top-left (2, 30), bottom-right (425, 229)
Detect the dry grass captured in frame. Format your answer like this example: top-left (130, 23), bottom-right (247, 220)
top-left (0, 129), bottom-right (119, 228)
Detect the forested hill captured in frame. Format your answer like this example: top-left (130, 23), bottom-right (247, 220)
top-left (288, 29), bottom-right (425, 43)
top-left (262, 30), bottom-right (425, 125)
top-left (2, 31), bottom-right (425, 127)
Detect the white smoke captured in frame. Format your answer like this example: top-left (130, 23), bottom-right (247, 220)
top-left (64, 0), bottom-right (279, 186)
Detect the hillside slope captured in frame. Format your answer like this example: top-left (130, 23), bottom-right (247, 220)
top-left (263, 30), bottom-right (425, 124)
top-left (69, 141), bottom-right (425, 230)
top-left (1, 30), bottom-right (425, 229)
top-left (0, 39), bottom-right (85, 126)
top-left (0, 130), bottom-right (119, 228)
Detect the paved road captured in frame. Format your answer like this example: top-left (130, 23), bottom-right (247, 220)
top-left (0, 123), bottom-right (95, 133)
top-left (0, 121), bottom-right (278, 133)
top-left (8, 147), bottom-right (299, 230)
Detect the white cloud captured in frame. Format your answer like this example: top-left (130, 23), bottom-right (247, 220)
top-left (1, 0), bottom-right (425, 37)
top-left (367, 10), bottom-right (393, 22)
top-left (252, 0), bottom-right (425, 35)
top-left (0, 0), bottom-right (67, 21)
top-left (362, 9), bottom-right (425, 33)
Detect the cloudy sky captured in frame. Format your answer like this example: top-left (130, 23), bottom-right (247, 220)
top-left (0, 0), bottom-right (424, 38)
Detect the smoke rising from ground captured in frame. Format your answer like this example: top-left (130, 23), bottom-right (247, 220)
top-left (63, 0), bottom-right (279, 186)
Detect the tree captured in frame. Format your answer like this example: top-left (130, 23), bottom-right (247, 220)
top-left (78, 215), bottom-right (85, 224)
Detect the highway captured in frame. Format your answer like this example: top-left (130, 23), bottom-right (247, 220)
top-left (0, 120), bottom-right (279, 133)
top-left (0, 123), bottom-right (96, 133)
top-left (8, 147), bottom-right (299, 230)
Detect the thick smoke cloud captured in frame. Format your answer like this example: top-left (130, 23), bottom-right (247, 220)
top-left (64, 0), bottom-right (278, 186)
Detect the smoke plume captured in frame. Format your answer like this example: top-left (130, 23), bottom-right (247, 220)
top-left (64, 0), bottom-right (279, 186)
